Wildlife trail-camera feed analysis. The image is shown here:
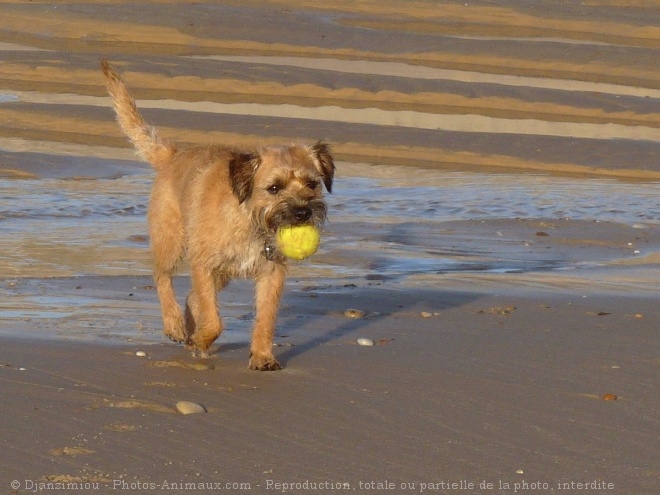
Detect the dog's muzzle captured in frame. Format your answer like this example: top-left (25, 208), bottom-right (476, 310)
top-left (292, 206), bottom-right (312, 223)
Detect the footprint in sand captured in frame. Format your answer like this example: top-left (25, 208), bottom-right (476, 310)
top-left (44, 474), bottom-right (111, 483)
top-left (49, 446), bottom-right (94, 456)
top-left (148, 360), bottom-right (214, 370)
top-left (104, 423), bottom-right (139, 432)
top-left (106, 399), bottom-right (174, 414)
top-left (143, 381), bottom-right (178, 387)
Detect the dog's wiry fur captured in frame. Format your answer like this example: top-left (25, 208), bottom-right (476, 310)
top-left (101, 60), bottom-right (334, 370)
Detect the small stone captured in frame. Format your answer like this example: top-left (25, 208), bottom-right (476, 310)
top-left (357, 338), bottom-right (375, 346)
top-left (602, 393), bottom-right (618, 401)
top-left (176, 401), bottom-right (206, 415)
top-left (516, 469), bottom-right (524, 474)
top-left (135, 351), bottom-right (147, 357)
top-left (420, 312), bottom-right (432, 318)
top-left (344, 309), bottom-right (365, 319)
top-left (490, 306), bottom-right (516, 315)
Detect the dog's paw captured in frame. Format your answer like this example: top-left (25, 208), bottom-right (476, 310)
top-left (189, 347), bottom-right (213, 359)
top-left (163, 327), bottom-right (186, 344)
top-left (248, 354), bottom-right (282, 371)
top-left (163, 314), bottom-right (186, 343)
top-left (163, 328), bottom-right (187, 344)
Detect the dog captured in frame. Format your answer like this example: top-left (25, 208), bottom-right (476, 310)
top-left (101, 60), bottom-right (334, 370)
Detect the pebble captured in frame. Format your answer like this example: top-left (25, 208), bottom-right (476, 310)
top-left (357, 338), bottom-right (375, 346)
top-left (516, 469), bottom-right (524, 474)
top-left (344, 309), bottom-right (365, 319)
top-left (420, 312), bottom-right (433, 318)
top-left (602, 394), bottom-right (618, 401)
top-left (135, 351), bottom-right (147, 357)
top-left (175, 401), bottom-right (207, 415)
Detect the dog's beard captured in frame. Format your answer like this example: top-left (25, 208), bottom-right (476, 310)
top-left (253, 199), bottom-right (327, 235)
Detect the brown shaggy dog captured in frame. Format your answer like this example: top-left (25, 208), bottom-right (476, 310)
top-left (101, 60), bottom-right (334, 370)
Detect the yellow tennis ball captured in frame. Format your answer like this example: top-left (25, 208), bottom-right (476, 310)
top-left (276, 225), bottom-right (321, 260)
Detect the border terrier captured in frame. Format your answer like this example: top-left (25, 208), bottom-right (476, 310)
top-left (101, 60), bottom-right (334, 370)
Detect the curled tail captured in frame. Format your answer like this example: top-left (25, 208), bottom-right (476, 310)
top-left (101, 60), bottom-right (176, 166)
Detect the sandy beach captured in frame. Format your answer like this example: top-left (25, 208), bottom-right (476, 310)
top-left (0, 1), bottom-right (658, 494)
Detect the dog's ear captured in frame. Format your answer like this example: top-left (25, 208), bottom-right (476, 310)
top-left (229, 152), bottom-right (261, 203)
top-left (310, 141), bottom-right (335, 193)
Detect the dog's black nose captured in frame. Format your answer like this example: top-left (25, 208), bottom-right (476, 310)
top-left (293, 206), bottom-right (312, 222)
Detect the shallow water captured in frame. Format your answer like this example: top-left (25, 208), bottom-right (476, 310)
top-left (1, 162), bottom-right (657, 280)
top-left (1, 175), bottom-right (151, 277)
top-left (0, 3), bottom-right (659, 346)
top-left (1, 160), bottom-right (658, 344)
top-left (331, 165), bottom-right (659, 224)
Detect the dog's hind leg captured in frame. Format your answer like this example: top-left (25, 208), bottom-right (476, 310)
top-left (149, 199), bottom-right (186, 343)
top-left (154, 269), bottom-right (184, 343)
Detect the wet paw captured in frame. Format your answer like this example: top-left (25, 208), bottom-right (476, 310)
top-left (248, 354), bottom-right (282, 371)
top-left (163, 327), bottom-right (186, 344)
top-left (162, 312), bottom-right (186, 343)
top-left (190, 348), bottom-right (212, 359)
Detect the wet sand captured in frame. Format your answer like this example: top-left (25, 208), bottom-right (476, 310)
top-left (0, 1), bottom-right (658, 179)
top-left (0, 1), bottom-right (659, 494)
top-left (2, 283), bottom-right (658, 493)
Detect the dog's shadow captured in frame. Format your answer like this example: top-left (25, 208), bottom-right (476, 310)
top-left (171, 277), bottom-right (480, 368)
top-left (272, 283), bottom-right (481, 367)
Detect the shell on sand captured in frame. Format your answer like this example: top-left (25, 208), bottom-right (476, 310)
top-left (175, 401), bottom-right (207, 415)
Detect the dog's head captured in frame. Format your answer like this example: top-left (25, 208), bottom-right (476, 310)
top-left (229, 141), bottom-right (334, 234)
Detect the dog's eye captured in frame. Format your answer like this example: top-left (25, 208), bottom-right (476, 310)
top-left (306, 180), bottom-right (319, 190)
top-left (267, 184), bottom-right (282, 195)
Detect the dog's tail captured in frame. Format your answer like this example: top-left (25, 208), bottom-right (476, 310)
top-left (101, 60), bottom-right (176, 166)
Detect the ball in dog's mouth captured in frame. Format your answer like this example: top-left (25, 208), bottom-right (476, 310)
top-left (276, 225), bottom-right (321, 260)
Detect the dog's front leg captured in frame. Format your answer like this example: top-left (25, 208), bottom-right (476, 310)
top-left (249, 263), bottom-right (286, 370)
top-left (185, 264), bottom-right (223, 354)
